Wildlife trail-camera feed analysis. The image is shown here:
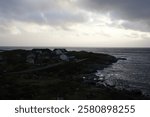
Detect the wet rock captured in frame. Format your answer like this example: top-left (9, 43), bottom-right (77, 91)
top-left (117, 57), bottom-right (127, 60)
top-left (96, 81), bottom-right (106, 88)
top-left (105, 80), bottom-right (116, 88)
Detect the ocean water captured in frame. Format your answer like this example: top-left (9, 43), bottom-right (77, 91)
top-left (0, 47), bottom-right (150, 95)
top-left (99, 48), bottom-right (150, 96)
top-left (69, 48), bottom-right (150, 96)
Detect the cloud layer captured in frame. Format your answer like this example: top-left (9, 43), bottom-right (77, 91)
top-left (0, 0), bottom-right (150, 47)
top-left (76, 0), bottom-right (150, 31)
top-left (0, 0), bottom-right (86, 27)
top-left (1, 0), bottom-right (150, 32)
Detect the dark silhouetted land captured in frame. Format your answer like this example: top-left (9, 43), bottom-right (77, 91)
top-left (0, 49), bottom-right (149, 100)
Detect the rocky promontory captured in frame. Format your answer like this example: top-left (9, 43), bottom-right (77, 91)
top-left (0, 49), bottom-right (148, 100)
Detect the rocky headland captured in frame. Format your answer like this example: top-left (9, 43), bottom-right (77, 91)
top-left (0, 49), bottom-right (148, 100)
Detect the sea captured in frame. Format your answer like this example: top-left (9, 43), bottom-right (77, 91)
top-left (0, 47), bottom-right (150, 96)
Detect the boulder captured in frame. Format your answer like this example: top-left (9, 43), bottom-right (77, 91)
top-left (60, 54), bottom-right (69, 61)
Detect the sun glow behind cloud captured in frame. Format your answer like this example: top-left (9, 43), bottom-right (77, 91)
top-left (0, 0), bottom-right (150, 47)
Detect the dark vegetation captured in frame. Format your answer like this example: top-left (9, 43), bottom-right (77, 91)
top-left (0, 49), bottom-right (148, 100)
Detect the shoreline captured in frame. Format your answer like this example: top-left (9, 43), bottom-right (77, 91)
top-left (0, 48), bottom-right (149, 99)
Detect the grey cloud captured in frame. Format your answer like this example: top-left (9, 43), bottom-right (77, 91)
top-left (76, 0), bottom-right (150, 32)
top-left (122, 21), bottom-right (150, 32)
top-left (1, 0), bottom-right (150, 32)
top-left (0, 0), bottom-right (86, 28)
top-left (77, 0), bottom-right (150, 20)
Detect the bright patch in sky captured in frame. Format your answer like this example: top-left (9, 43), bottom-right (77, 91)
top-left (0, 0), bottom-right (150, 47)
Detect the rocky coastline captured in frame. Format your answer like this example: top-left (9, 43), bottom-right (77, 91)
top-left (0, 48), bottom-right (149, 100)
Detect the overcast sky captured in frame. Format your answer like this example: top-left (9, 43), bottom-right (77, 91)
top-left (0, 0), bottom-right (150, 47)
